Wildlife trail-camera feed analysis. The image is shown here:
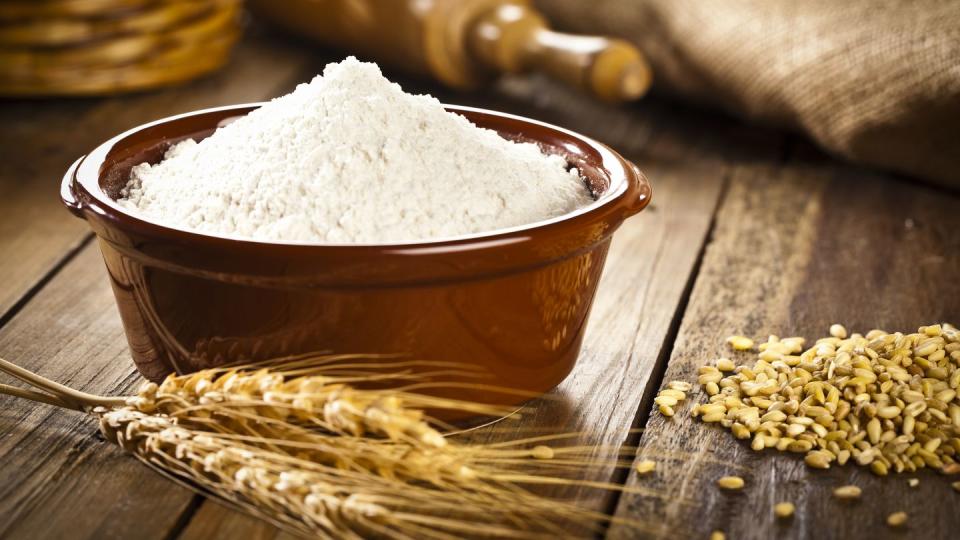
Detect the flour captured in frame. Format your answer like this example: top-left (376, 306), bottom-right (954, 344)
top-left (119, 57), bottom-right (592, 243)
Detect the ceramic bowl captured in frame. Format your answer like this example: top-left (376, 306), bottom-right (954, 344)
top-left (61, 103), bottom-right (651, 405)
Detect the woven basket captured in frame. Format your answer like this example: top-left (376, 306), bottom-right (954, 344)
top-left (0, 0), bottom-right (241, 96)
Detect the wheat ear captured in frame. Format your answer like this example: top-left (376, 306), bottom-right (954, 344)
top-left (125, 362), bottom-right (666, 496)
top-left (98, 407), bottom-right (613, 539)
top-left (0, 356), bottom-right (682, 538)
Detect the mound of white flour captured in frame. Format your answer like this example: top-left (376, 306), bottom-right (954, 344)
top-left (119, 57), bottom-right (592, 243)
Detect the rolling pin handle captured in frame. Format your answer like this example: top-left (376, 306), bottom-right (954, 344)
top-left (468, 2), bottom-right (652, 102)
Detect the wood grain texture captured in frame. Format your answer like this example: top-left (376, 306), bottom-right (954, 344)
top-left (174, 78), bottom-right (746, 538)
top-left (609, 142), bottom-right (960, 540)
top-left (0, 28), bottom-right (330, 540)
top-left (0, 27), bottom-right (322, 319)
top-left (179, 502), bottom-right (299, 540)
top-left (0, 246), bottom-right (195, 540)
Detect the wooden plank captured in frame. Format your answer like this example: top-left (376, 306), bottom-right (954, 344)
top-left (179, 503), bottom-right (297, 540)
top-left (0, 27), bottom-right (322, 319)
top-left (0, 246), bottom-right (197, 540)
top-left (0, 31), bottom-right (333, 540)
top-left (179, 501), bottom-right (298, 540)
top-left (177, 80), bottom-right (754, 538)
top-left (609, 143), bottom-right (960, 540)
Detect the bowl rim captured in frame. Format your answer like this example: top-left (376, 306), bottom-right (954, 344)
top-left (67, 103), bottom-right (651, 251)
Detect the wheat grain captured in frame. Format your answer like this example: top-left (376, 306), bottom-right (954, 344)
top-left (717, 476), bottom-right (744, 490)
top-left (886, 511), bottom-right (907, 528)
top-left (833, 485), bottom-right (862, 500)
top-left (635, 460), bottom-right (656, 474)
top-left (773, 501), bottom-right (795, 519)
top-left (691, 323), bottom-right (960, 475)
top-left (726, 336), bottom-right (755, 351)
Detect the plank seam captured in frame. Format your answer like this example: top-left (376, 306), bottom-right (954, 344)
top-left (0, 234), bottom-right (93, 331)
top-left (600, 132), bottom-right (798, 538)
top-left (166, 495), bottom-right (206, 540)
top-left (597, 168), bottom-right (733, 539)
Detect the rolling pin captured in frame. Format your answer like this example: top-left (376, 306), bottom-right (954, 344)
top-left (248, 0), bottom-right (651, 102)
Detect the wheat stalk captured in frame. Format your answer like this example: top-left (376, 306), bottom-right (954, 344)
top-left (133, 363), bottom-right (472, 448)
top-left (127, 359), bottom-right (667, 492)
top-left (0, 355), bottom-right (680, 538)
top-left (98, 407), bottom-right (599, 539)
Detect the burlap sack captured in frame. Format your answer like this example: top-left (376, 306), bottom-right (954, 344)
top-left (535, 0), bottom-right (960, 187)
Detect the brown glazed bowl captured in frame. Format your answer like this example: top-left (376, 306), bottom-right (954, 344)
top-left (61, 103), bottom-right (651, 405)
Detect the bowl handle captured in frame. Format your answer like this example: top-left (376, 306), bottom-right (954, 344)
top-left (624, 161), bottom-right (652, 216)
top-left (61, 157), bottom-right (85, 218)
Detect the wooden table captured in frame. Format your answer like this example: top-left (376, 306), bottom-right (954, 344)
top-left (1, 29), bottom-right (958, 540)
